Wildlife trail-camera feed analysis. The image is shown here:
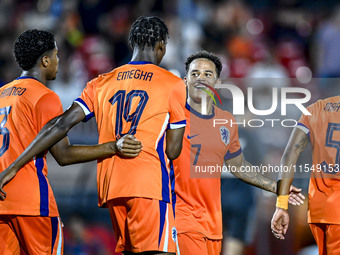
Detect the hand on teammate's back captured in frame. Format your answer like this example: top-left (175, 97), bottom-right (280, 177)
top-left (115, 134), bottom-right (142, 158)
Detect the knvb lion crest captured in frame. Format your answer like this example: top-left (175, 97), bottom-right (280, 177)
top-left (220, 126), bottom-right (230, 146)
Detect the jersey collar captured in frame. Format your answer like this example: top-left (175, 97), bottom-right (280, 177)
top-left (186, 102), bottom-right (215, 119)
top-left (128, 61), bottom-right (153, 65)
top-left (16, 76), bottom-right (40, 82)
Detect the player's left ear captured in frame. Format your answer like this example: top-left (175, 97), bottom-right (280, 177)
top-left (155, 41), bottom-right (166, 65)
top-left (157, 40), bottom-right (166, 53)
top-left (183, 76), bottom-right (188, 87)
top-left (41, 55), bottom-right (50, 68)
top-left (216, 78), bottom-right (221, 84)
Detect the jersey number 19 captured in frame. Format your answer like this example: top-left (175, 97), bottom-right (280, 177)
top-left (109, 90), bottom-right (148, 139)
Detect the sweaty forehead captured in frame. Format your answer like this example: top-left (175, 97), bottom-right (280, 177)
top-left (189, 58), bottom-right (216, 72)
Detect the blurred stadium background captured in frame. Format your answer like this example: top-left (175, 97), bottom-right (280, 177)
top-left (1, 0), bottom-right (340, 254)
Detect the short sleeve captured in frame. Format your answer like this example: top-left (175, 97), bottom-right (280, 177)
top-left (224, 116), bottom-right (242, 160)
top-left (168, 80), bottom-right (186, 129)
top-left (296, 104), bottom-right (313, 137)
top-left (73, 80), bottom-right (95, 121)
top-left (34, 92), bottom-right (63, 131)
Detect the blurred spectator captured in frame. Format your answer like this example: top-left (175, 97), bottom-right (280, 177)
top-left (276, 40), bottom-right (308, 78)
top-left (315, 6), bottom-right (340, 78)
top-left (77, 0), bottom-right (112, 35)
top-left (246, 41), bottom-right (289, 86)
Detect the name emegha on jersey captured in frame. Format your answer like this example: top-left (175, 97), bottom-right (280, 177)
top-left (0, 86), bottom-right (26, 98)
top-left (117, 69), bottom-right (153, 82)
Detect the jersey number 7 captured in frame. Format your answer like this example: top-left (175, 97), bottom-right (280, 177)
top-left (109, 90), bottom-right (148, 139)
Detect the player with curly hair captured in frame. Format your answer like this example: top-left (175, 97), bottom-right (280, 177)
top-left (0, 29), bottom-right (142, 255)
top-left (0, 17), bottom-right (186, 255)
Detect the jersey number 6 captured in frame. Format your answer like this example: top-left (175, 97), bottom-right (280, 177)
top-left (0, 106), bottom-right (12, 156)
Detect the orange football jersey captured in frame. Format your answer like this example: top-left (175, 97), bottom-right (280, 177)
top-left (75, 61), bottom-right (186, 206)
top-left (297, 96), bottom-right (340, 224)
top-left (0, 77), bottom-right (63, 216)
top-left (172, 104), bottom-right (242, 239)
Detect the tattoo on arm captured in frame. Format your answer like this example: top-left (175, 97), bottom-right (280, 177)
top-left (294, 135), bottom-right (309, 152)
top-left (232, 160), bottom-right (276, 193)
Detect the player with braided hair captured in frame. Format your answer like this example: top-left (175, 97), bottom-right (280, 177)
top-left (0, 17), bottom-right (186, 255)
top-left (128, 16), bottom-right (168, 50)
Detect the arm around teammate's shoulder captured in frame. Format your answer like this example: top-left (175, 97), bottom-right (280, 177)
top-left (0, 103), bottom-right (85, 200)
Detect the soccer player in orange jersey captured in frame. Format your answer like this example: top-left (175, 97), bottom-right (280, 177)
top-left (272, 96), bottom-right (340, 254)
top-left (0, 17), bottom-right (186, 255)
top-left (173, 51), bottom-right (305, 255)
top-left (0, 30), bottom-right (142, 255)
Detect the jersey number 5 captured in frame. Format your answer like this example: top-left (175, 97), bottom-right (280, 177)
top-left (109, 90), bottom-right (148, 138)
top-left (322, 122), bottom-right (340, 174)
top-left (0, 106), bottom-right (11, 156)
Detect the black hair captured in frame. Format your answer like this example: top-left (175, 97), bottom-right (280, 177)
top-left (14, 29), bottom-right (55, 70)
top-left (185, 50), bottom-right (223, 77)
top-left (128, 16), bottom-right (168, 50)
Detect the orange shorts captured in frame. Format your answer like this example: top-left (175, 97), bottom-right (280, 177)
top-left (0, 215), bottom-right (63, 255)
top-left (309, 223), bottom-right (340, 255)
top-left (108, 197), bottom-right (176, 253)
top-left (177, 232), bottom-right (221, 255)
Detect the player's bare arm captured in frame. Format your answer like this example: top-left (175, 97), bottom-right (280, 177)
top-left (225, 153), bottom-right (305, 205)
top-left (165, 127), bottom-right (185, 160)
top-left (0, 103), bottom-right (142, 200)
top-left (225, 153), bottom-right (276, 193)
top-left (0, 103), bottom-right (84, 200)
top-left (278, 127), bottom-right (310, 194)
top-left (271, 127), bottom-right (309, 240)
top-left (50, 134), bottom-right (142, 166)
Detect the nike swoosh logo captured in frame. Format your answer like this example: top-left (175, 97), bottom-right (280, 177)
top-left (187, 134), bottom-right (200, 139)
